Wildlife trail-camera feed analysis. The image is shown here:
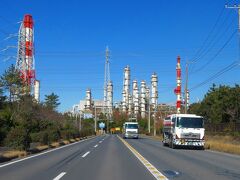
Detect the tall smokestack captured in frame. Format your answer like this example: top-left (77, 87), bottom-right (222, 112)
top-left (16, 15), bottom-right (36, 95)
top-left (140, 80), bottom-right (146, 118)
top-left (34, 80), bottom-right (40, 102)
top-left (174, 56), bottom-right (181, 114)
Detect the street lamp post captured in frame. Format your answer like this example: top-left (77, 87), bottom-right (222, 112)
top-left (94, 106), bottom-right (97, 133)
top-left (148, 103), bottom-right (151, 134)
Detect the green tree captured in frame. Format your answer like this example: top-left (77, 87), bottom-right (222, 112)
top-left (0, 64), bottom-right (23, 102)
top-left (44, 93), bottom-right (60, 110)
top-left (0, 88), bottom-right (6, 109)
top-left (189, 84), bottom-right (240, 124)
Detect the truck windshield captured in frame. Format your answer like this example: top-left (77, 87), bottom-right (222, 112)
top-left (176, 117), bottom-right (203, 128)
top-left (125, 124), bottom-right (138, 129)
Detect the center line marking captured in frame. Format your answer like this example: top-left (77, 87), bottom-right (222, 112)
top-left (94, 144), bottom-right (98, 148)
top-left (117, 135), bottom-right (168, 180)
top-left (53, 172), bottom-right (66, 180)
top-left (82, 151), bottom-right (90, 158)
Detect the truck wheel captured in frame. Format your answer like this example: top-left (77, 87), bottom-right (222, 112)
top-left (170, 136), bottom-right (175, 149)
top-left (163, 142), bottom-right (168, 146)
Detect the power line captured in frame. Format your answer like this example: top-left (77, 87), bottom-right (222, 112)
top-left (190, 61), bottom-right (239, 91)
top-left (191, 6), bottom-right (226, 61)
top-left (192, 29), bottom-right (237, 73)
top-left (193, 18), bottom-right (235, 63)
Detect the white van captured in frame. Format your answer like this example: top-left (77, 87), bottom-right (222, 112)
top-left (123, 122), bottom-right (139, 139)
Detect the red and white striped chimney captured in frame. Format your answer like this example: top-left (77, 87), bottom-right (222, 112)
top-left (23, 14), bottom-right (35, 86)
top-left (174, 56), bottom-right (181, 114)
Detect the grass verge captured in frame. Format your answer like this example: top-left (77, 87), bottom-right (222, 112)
top-left (0, 135), bottom-right (96, 163)
top-left (143, 134), bottom-right (240, 155)
top-left (205, 135), bottom-right (240, 155)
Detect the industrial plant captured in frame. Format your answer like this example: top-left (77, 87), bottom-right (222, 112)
top-left (120, 65), bottom-right (159, 121)
top-left (71, 47), bottom-right (113, 119)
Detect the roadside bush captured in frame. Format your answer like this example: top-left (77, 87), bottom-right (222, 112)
top-left (31, 128), bottom-right (60, 145)
top-left (30, 131), bottom-right (48, 145)
top-left (5, 127), bottom-right (30, 150)
top-left (79, 128), bottom-right (94, 137)
top-left (61, 128), bottom-right (79, 140)
top-left (48, 128), bottom-right (61, 142)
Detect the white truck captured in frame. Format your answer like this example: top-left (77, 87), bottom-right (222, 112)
top-left (162, 114), bottom-right (205, 149)
top-left (123, 122), bottom-right (139, 139)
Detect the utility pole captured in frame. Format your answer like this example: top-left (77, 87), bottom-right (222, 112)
top-left (153, 105), bottom-right (157, 136)
top-left (226, 4), bottom-right (240, 61)
top-left (148, 103), bottom-right (151, 134)
top-left (79, 111), bottom-right (82, 131)
top-left (94, 106), bottom-right (97, 133)
top-left (184, 62), bottom-right (189, 114)
top-left (225, 4), bottom-right (240, 31)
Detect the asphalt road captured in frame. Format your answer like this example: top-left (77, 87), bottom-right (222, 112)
top-left (0, 135), bottom-right (239, 180)
top-left (126, 136), bottom-right (240, 180)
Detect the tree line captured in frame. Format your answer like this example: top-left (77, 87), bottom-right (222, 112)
top-left (189, 84), bottom-right (240, 124)
top-left (0, 65), bottom-right (94, 150)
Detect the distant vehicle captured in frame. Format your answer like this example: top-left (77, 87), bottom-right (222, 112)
top-left (110, 127), bottom-right (121, 134)
top-left (162, 114), bottom-right (205, 149)
top-left (123, 122), bottom-right (139, 139)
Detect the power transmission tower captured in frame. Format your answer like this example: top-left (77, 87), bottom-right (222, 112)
top-left (103, 46), bottom-right (110, 115)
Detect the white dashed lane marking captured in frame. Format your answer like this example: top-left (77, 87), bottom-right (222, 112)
top-left (82, 151), bottom-right (90, 158)
top-left (53, 172), bottom-right (66, 180)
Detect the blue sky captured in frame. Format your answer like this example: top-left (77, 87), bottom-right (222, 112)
top-left (0, 0), bottom-right (240, 112)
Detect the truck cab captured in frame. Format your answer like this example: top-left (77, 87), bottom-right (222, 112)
top-left (163, 114), bottom-right (205, 149)
top-left (123, 122), bottom-right (139, 139)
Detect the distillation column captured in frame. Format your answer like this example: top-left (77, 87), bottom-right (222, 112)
top-left (122, 66), bottom-right (130, 113)
top-left (132, 80), bottom-right (139, 118)
top-left (140, 80), bottom-right (146, 118)
top-left (85, 88), bottom-right (92, 111)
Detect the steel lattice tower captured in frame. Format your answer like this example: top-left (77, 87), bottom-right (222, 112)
top-left (16, 14), bottom-right (35, 94)
top-left (103, 46), bottom-right (111, 115)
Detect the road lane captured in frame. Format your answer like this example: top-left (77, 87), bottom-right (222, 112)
top-left (0, 134), bottom-right (239, 180)
top-left (0, 135), bottom-right (104, 180)
top-left (126, 136), bottom-right (240, 180)
top-left (63, 135), bottom-right (155, 180)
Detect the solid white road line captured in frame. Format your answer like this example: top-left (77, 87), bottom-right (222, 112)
top-left (53, 172), bottom-right (66, 180)
top-left (0, 136), bottom-right (97, 168)
top-left (94, 144), bottom-right (98, 148)
top-left (99, 141), bottom-right (102, 143)
top-left (82, 151), bottom-right (90, 158)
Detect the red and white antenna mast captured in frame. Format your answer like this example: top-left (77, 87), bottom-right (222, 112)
top-left (16, 14), bottom-right (36, 95)
top-left (174, 56), bottom-right (182, 114)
